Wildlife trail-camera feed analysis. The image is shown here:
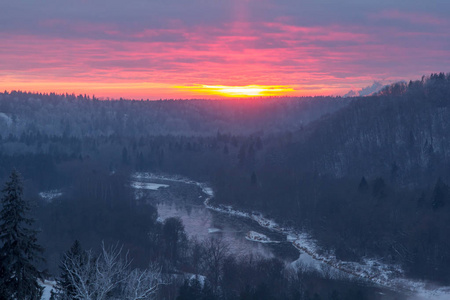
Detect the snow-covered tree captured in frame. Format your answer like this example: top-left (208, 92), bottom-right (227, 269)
top-left (58, 242), bottom-right (163, 300)
top-left (0, 169), bottom-right (44, 299)
top-left (120, 265), bottom-right (162, 300)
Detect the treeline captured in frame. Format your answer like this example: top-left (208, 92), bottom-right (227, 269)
top-left (0, 91), bottom-right (348, 137)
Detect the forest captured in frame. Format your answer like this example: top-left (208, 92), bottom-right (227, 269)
top-left (1, 73), bottom-right (450, 299)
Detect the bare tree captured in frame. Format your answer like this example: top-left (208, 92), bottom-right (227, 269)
top-left (59, 242), bottom-right (163, 300)
top-left (121, 264), bottom-right (162, 300)
top-left (201, 237), bottom-right (229, 293)
top-left (60, 247), bottom-right (97, 300)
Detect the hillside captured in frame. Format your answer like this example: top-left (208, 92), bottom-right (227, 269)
top-left (287, 73), bottom-right (450, 187)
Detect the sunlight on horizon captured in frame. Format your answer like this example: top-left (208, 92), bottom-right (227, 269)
top-left (176, 85), bottom-right (295, 98)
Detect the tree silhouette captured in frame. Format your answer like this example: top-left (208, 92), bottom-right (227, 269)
top-left (358, 177), bottom-right (368, 193)
top-left (0, 170), bottom-right (44, 299)
top-left (57, 240), bottom-right (88, 299)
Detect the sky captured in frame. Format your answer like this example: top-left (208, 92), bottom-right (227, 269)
top-left (1, 0), bottom-right (449, 99)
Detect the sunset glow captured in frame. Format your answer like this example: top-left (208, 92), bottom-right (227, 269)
top-left (176, 85), bottom-right (295, 98)
top-left (1, 1), bottom-right (449, 99)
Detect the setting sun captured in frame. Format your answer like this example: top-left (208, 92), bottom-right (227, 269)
top-left (176, 85), bottom-right (295, 98)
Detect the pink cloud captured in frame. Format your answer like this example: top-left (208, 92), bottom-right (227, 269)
top-left (0, 19), bottom-right (449, 98)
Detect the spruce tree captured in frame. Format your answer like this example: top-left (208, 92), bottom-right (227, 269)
top-left (358, 176), bottom-right (368, 193)
top-left (57, 240), bottom-right (88, 299)
top-left (0, 170), bottom-right (44, 299)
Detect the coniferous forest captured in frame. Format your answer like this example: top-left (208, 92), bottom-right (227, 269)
top-left (1, 73), bottom-right (450, 299)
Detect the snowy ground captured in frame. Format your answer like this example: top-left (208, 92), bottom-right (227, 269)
top-left (39, 190), bottom-right (63, 202)
top-left (130, 181), bottom-right (169, 190)
top-left (130, 177), bottom-right (170, 200)
top-left (135, 172), bottom-right (450, 300)
top-left (40, 280), bottom-right (56, 300)
top-left (245, 231), bottom-right (280, 244)
top-left (208, 227), bottom-right (222, 233)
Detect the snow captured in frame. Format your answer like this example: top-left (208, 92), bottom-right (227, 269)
top-left (189, 274), bottom-right (206, 286)
top-left (201, 187), bottom-right (214, 197)
top-left (39, 190), bottom-right (63, 202)
top-left (132, 172), bottom-right (189, 183)
top-left (0, 112), bottom-right (12, 127)
top-left (245, 231), bottom-right (280, 244)
top-left (202, 188), bottom-right (407, 287)
top-left (286, 233), bottom-right (298, 242)
top-left (189, 274), bottom-right (207, 286)
top-left (208, 228), bottom-right (222, 233)
top-left (131, 173), bottom-right (213, 197)
top-left (130, 181), bottom-right (169, 190)
top-left (40, 280), bottom-right (56, 300)
top-left (409, 287), bottom-right (450, 300)
top-left (291, 252), bottom-right (333, 274)
top-left (131, 172), bottom-right (450, 299)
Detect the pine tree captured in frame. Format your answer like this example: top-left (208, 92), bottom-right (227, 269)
top-left (0, 170), bottom-right (44, 300)
top-left (57, 240), bottom-right (88, 299)
top-left (358, 176), bottom-right (368, 193)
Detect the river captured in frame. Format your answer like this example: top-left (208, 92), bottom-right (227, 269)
top-left (131, 172), bottom-right (450, 300)
top-left (131, 172), bottom-right (299, 261)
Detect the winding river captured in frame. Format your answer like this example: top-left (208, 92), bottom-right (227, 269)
top-left (131, 172), bottom-right (450, 300)
top-left (132, 173), bottom-right (297, 261)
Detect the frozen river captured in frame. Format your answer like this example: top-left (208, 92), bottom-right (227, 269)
top-left (131, 173), bottom-right (298, 261)
top-left (130, 172), bottom-right (450, 300)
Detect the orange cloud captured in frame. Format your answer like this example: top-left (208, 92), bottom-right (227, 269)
top-left (0, 19), bottom-right (448, 99)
